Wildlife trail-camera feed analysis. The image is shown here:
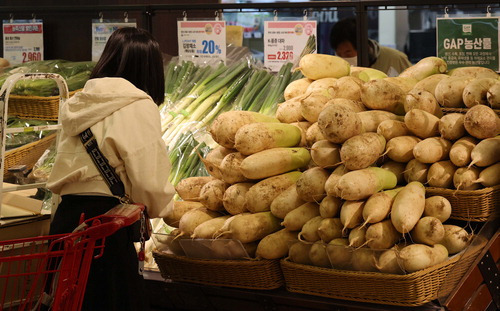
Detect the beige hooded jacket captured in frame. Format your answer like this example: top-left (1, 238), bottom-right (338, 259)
top-left (47, 77), bottom-right (175, 218)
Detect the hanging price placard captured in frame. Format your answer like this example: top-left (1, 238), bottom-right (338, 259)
top-left (92, 20), bottom-right (137, 62)
top-left (3, 19), bottom-right (44, 65)
top-left (264, 20), bottom-right (317, 72)
top-left (177, 20), bottom-right (226, 62)
top-left (437, 17), bottom-right (499, 71)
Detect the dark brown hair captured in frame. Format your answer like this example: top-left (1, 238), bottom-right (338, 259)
top-left (90, 27), bottom-right (165, 105)
top-left (330, 17), bottom-right (357, 51)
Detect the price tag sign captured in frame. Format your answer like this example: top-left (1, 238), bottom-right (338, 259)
top-left (3, 19), bottom-right (43, 65)
top-left (177, 21), bottom-right (226, 62)
top-left (264, 21), bottom-right (317, 72)
top-left (92, 20), bottom-right (137, 62)
top-left (437, 17), bottom-right (499, 71)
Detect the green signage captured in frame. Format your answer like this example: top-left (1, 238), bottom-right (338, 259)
top-left (437, 17), bottom-right (499, 71)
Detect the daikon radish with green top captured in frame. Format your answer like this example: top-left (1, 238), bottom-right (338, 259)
top-left (276, 95), bottom-right (306, 123)
top-left (386, 136), bottom-right (421, 163)
top-left (410, 216), bottom-right (445, 246)
top-left (282, 202), bottom-right (320, 231)
top-left (234, 122), bottom-right (302, 155)
top-left (424, 196), bottom-right (451, 222)
top-left (318, 218), bottom-right (343, 243)
top-left (306, 77), bottom-right (337, 93)
top-left (361, 79), bottom-right (405, 114)
top-left (399, 244), bottom-right (448, 273)
top-left (284, 78), bottom-right (312, 100)
top-left (327, 238), bottom-right (352, 269)
top-left (362, 188), bottom-right (402, 226)
top-left (191, 215), bottom-right (231, 239)
top-left (365, 219), bottom-right (402, 249)
top-left (464, 105), bottom-right (500, 139)
top-left (175, 176), bottom-right (215, 201)
top-left (391, 181), bottom-right (426, 233)
top-left (220, 152), bottom-right (248, 184)
top-left (326, 98), bottom-right (366, 112)
top-left (245, 171), bottom-right (302, 213)
top-left (380, 161), bottom-right (406, 184)
top-left (340, 133), bottom-right (386, 170)
top-left (449, 66), bottom-right (499, 79)
top-left (435, 76), bottom-right (472, 108)
top-left (340, 200), bottom-right (365, 231)
top-left (219, 212), bottom-right (282, 243)
top-left (199, 179), bottom-right (230, 211)
top-left (463, 78), bottom-right (498, 107)
top-left (300, 90), bottom-right (332, 123)
top-left (474, 163), bottom-right (500, 187)
top-left (404, 89), bottom-right (443, 118)
top-left (441, 225), bottom-right (471, 254)
top-left (331, 75), bottom-right (364, 102)
top-left (223, 183), bottom-right (253, 215)
top-left (296, 167), bottom-right (329, 202)
top-left (290, 121), bottom-right (311, 147)
top-left (178, 208), bottom-right (222, 236)
top-left (256, 228), bottom-right (298, 259)
top-left (202, 146), bottom-right (234, 180)
top-left (297, 54), bottom-right (350, 80)
top-left (453, 167), bottom-right (481, 190)
top-left (412, 73), bottom-right (449, 95)
top-left (309, 241), bottom-right (331, 267)
top-left (240, 147), bottom-right (310, 180)
top-left (306, 122), bottom-right (326, 146)
top-left (487, 82), bottom-right (500, 108)
top-left (405, 109), bottom-right (440, 139)
top-left (413, 137), bottom-right (452, 163)
top-left (350, 66), bottom-right (387, 81)
top-left (270, 184), bottom-right (305, 219)
top-left (384, 76), bottom-right (418, 93)
top-left (377, 120), bottom-right (410, 141)
top-left (348, 226), bottom-right (367, 247)
top-left (336, 167), bottom-right (397, 200)
top-left (404, 159), bottom-right (429, 183)
top-left (427, 161), bottom-right (457, 188)
top-left (300, 216), bottom-right (323, 242)
top-left (163, 200), bottom-right (204, 227)
top-left (310, 140), bottom-right (341, 168)
top-left (450, 136), bottom-right (478, 167)
top-left (358, 110), bottom-right (403, 133)
top-left (319, 196), bottom-right (342, 218)
top-left (439, 113), bottom-right (466, 141)
top-left (399, 57), bottom-right (447, 81)
top-left (209, 111), bottom-right (279, 149)
top-left (288, 241), bottom-right (313, 265)
top-left (317, 103), bottom-right (364, 144)
top-left (469, 136), bottom-right (500, 167)
top-left (324, 164), bottom-right (350, 197)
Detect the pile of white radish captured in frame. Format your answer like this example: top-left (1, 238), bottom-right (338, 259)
top-left (160, 55), bottom-right (497, 275)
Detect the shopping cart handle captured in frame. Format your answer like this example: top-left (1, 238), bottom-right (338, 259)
top-left (84, 204), bottom-right (145, 238)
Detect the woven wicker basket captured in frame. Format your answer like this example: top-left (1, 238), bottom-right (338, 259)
top-left (280, 238), bottom-right (485, 307)
top-left (426, 186), bottom-right (500, 222)
top-left (442, 107), bottom-right (500, 116)
top-left (4, 133), bottom-right (56, 178)
top-left (153, 251), bottom-right (284, 290)
top-left (8, 90), bottom-right (79, 121)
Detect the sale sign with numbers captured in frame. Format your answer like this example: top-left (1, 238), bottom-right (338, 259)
top-left (3, 19), bottom-right (44, 65)
top-left (177, 21), bottom-right (226, 62)
top-left (264, 20), bottom-right (317, 72)
top-left (92, 20), bottom-right (137, 61)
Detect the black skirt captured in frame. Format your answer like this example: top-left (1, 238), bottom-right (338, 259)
top-left (49, 194), bottom-right (150, 311)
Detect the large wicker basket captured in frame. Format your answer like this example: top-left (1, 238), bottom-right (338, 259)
top-left (153, 251), bottom-right (284, 290)
top-left (426, 185), bottom-right (500, 222)
top-left (280, 238), bottom-right (485, 307)
top-left (4, 133), bottom-right (56, 178)
top-left (8, 90), bottom-right (79, 121)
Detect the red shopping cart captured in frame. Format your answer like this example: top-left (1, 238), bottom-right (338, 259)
top-left (0, 203), bottom-right (144, 311)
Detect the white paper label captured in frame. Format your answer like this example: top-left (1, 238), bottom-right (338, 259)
top-left (177, 20), bottom-right (226, 62)
top-left (264, 21), bottom-right (317, 72)
top-left (3, 20), bottom-right (44, 65)
top-left (92, 20), bottom-right (137, 62)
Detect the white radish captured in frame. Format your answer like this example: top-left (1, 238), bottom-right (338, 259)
top-left (340, 132), bottom-right (386, 170)
top-left (464, 105), bottom-right (500, 139)
top-left (391, 181), bottom-right (426, 233)
top-left (270, 184), bottom-right (305, 219)
top-left (404, 159), bottom-right (429, 184)
top-left (413, 137), bottom-right (452, 163)
top-left (427, 161), bottom-right (457, 188)
top-left (439, 113), bottom-right (466, 141)
top-left (424, 196), bottom-right (451, 222)
top-left (411, 216), bottom-right (445, 246)
top-left (450, 136), bottom-right (478, 167)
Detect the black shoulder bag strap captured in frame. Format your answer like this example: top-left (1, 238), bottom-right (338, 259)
top-left (79, 127), bottom-right (148, 275)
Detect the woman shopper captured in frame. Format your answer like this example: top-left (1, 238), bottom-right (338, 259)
top-left (47, 27), bottom-right (175, 311)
